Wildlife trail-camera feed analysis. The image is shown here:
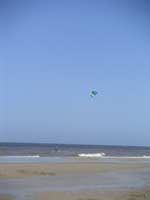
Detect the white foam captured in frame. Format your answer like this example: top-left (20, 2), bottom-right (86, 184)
top-left (104, 156), bottom-right (150, 159)
top-left (142, 155), bottom-right (150, 159)
top-left (78, 153), bottom-right (105, 158)
top-left (0, 155), bottom-right (40, 158)
top-left (77, 153), bottom-right (150, 159)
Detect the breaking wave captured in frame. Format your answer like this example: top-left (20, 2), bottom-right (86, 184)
top-left (78, 153), bottom-right (106, 158)
top-left (77, 153), bottom-right (150, 159)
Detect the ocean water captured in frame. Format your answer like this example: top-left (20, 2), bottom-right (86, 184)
top-left (0, 142), bottom-right (150, 157)
top-left (0, 143), bottom-right (150, 163)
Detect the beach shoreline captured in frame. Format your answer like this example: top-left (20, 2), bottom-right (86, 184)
top-left (1, 186), bottom-right (150, 200)
top-left (33, 186), bottom-right (150, 200)
top-left (0, 161), bottom-right (150, 178)
top-left (0, 161), bottom-right (150, 200)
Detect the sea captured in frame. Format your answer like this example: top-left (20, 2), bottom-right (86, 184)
top-left (0, 142), bottom-right (150, 163)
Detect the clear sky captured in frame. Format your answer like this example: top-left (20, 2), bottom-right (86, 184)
top-left (0, 0), bottom-right (150, 146)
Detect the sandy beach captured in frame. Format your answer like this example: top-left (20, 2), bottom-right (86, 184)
top-left (1, 188), bottom-right (150, 200)
top-left (33, 187), bottom-right (150, 200)
top-left (0, 161), bottom-right (150, 200)
top-left (0, 161), bottom-right (150, 178)
top-left (0, 194), bottom-right (14, 200)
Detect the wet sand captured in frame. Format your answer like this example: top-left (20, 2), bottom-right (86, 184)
top-left (0, 162), bottom-right (150, 178)
top-left (33, 187), bottom-right (150, 200)
top-left (0, 194), bottom-right (14, 200)
top-left (1, 187), bottom-right (150, 200)
top-left (0, 162), bottom-right (150, 200)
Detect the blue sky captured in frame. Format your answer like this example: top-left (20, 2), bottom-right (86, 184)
top-left (0, 0), bottom-right (150, 145)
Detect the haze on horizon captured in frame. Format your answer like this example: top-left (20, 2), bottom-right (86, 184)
top-left (0, 0), bottom-right (150, 146)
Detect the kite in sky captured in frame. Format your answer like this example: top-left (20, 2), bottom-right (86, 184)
top-left (90, 90), bottom-right (98, 98)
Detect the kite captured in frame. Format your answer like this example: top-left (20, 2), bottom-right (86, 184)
top-left (90, 90), bottom-right (98, 98)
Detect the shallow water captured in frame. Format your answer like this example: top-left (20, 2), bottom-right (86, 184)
top-left (0, 156), bottom-right (150, 164)
top-left (0, 167), bottom-right (150, 200)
